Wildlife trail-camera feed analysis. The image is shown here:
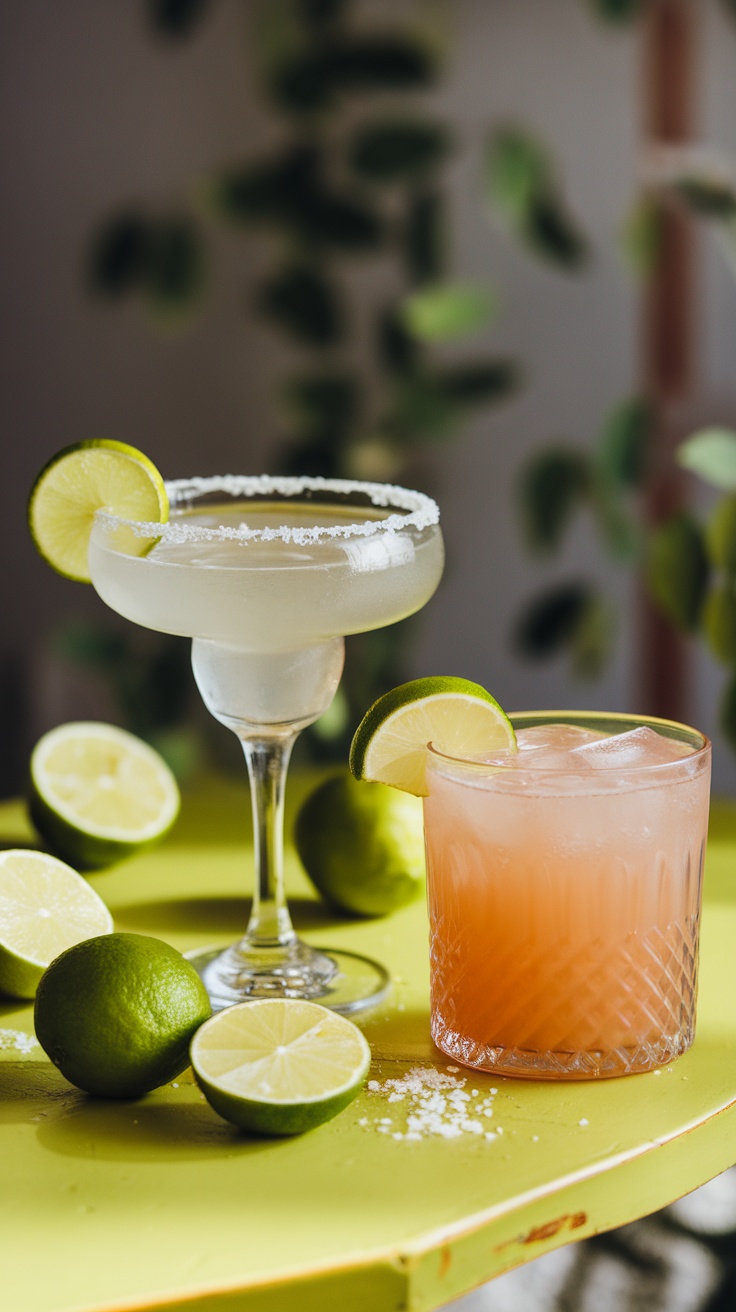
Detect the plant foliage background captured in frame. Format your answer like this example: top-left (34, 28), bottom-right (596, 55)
top-left (5, 0), bottom-right (736, 793)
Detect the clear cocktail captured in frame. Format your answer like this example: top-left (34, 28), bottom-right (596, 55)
top-left (89, 475), bottom-right (444, 1012)
top-left (424, 712), bottom-right (711, 1078)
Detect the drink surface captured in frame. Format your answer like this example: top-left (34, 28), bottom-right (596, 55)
top-left (424, 721), bottom-right (711, 1077)
top-left (88, 501), bottom-right (444, 652)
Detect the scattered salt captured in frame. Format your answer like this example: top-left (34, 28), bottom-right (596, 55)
top-left (364, 1066), bottom-right (502, 1142)
top-left (578, 1118), bottom-right (589, 1127)
top-left (0, 1029), bottom-right (39, 1055)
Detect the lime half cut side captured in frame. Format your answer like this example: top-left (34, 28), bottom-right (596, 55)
top-left (28, 439), bottom-right (168, 582)
top-left (349, 676), bottom-right (517, 796)
top-left (30, 722), bottom-right (180, 870)
top-left (0, 850), bottom-right (113, 1000)
top-left (190, 999), bottom-right (372, 1136)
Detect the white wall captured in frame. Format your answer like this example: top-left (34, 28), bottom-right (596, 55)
top-left (2, 0), bottom-right (736, 792)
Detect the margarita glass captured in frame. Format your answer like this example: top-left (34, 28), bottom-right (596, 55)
top-left (88, 475), bottom-right (444, 1013)
top-left (424, 712), bottom-right (711, 1078)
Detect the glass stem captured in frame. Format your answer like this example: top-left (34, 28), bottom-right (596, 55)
top-left (240, 733), bottom-right (297, 950)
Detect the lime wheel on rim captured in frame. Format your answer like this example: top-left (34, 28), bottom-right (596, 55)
top-left (350, 676), bottom-right (517, 796)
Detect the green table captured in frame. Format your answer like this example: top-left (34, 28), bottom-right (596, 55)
top-left (2, 776), bottom-right (736, 1312)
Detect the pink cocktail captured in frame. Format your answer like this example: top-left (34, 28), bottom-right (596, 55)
top-left (423, 712), bottom-right (711, 1079)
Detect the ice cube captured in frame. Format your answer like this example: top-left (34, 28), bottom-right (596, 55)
top-left (570, 725), bottom-right (692, 769)
top-left (515, 724), bottom-right (603, 753)
top-left (516, 748), bottom-right (595, 772)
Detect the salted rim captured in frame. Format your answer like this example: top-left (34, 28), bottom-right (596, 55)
top-left (94, 475), bottom-right (440, 546)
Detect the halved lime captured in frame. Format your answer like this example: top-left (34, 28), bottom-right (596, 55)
top-left (28, 439), bottom-right (168, 582)
top-left (30, 722), bottom-right (180, 870)
top-left (190, 999), bottom-right (372, 1136)
top-left (349, 676), bottom-right (517, 796)
top-left (0, 849), bottom-right (113, 1000)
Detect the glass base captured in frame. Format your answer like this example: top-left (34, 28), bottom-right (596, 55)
top-left (186, 940), bottom-right (391, 1016)
top-left (431, 1015), bottom-right (694, 1080)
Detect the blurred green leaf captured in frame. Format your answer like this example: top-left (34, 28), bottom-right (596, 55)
top-left (400, 283), bottom-right (495, 341)
top-left (486, 128), bottom-right (549, 223)
top-left (142, 218), bottom-right (204, 316)
top-left (148, 0), bottom-right (210, 37)
top-left (88, 213), bottom-right (148, 297)
top-left (213, 146), bottom-right (383, 250)
top-left (706, 495), bottom-right (736, 575)
top-left (405, 191), bottom-right (445, 282)
top-left (280, 431), bottom-right (345, 478)
top-left (592, 496), bottom-right (641, 562)
top-left (213, 146), bottom-right (319, 224)
top-left (348, 120), bottom-right (449, 183)
top-left (281, 373), bottom-right (358, 437)
top-left (272, 51), bottom-right (334, 113)
top-left (390, 374), bottom-right (456, 442)
top-left (619, 196), bottom-right (664, 277)
top-left (117, 637), bottom-right (192, 737)
top-left (296, 0), bottom-right (347, 31)
top-left (595, 397), bottom-right (654, 489)
top-left (720, 671), bottom-right (736, 753)
top-left (513, 583), bottom-right (593, 660)
top-left (386, 360), bottom-right (517, 444)
top-left (584, 0), bottom-right (643, 22)
top-left (485, 128), bottom-right (588, 270)
top-left (322, 36), bottom-right (436, 90)
top-left (524, 193), bottom-right (588, 269)
top-left (703, 583), bottom-right (736, 667)
top-left (274, 37), bottom-right (435, 113)
top-left (252, 0), bottom-right (304, 79)
top-left (519, 449), bottom-right (590, 552)
top-left (437, 360), bottom-right (520, 406)
top-left (91, 212), bottom-right (205, 318)
top-left (377, 308), bottom-right (420, 376)
top-left (677, 428), bottom-right (736, 490)
top-left (569, 594), bottom-right (613, 678)
top-left (645, 514), bottom-right (709, 632)
top-left (296, 191), bottom-right (384, 250)
top-left (257, 265), bottom-right (343, 345)
top-left (53, 621), bottom-right (126, 669)
top-left (674, 176), bottom-right (736, 219)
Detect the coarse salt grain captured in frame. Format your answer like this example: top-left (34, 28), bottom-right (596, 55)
top-left (0, 1029), bottom-right (38, 1055)
top-left (364, 1066), bottom-right (501, 1142)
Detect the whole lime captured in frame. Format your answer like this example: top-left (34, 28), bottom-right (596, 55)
top-left (294, 772), bottom-right (425, 917)
top-left (34, 932), bottom-right (211, 1098)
